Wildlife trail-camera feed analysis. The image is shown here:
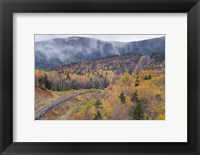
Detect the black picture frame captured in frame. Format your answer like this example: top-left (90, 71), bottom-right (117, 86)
top-left (0, 0), bottom-right (200, 154)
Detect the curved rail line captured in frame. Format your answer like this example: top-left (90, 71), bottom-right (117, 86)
top-left (35, 91), bottom-right (86, 120)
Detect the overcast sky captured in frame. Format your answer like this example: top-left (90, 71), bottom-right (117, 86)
top-left (35, 34), bottom-right (165, 42)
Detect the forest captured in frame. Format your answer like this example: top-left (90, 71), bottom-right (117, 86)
top-left (35, 52), bottom-right (165, 120)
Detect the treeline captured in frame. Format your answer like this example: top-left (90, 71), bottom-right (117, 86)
top-left (36, 73), bottom-right (109, 91)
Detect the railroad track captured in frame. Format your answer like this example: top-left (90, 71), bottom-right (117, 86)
top-left (35, 91), bottom-right (86, 120)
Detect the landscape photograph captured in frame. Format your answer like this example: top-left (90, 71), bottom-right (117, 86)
top-left (35, 34), bottom-right (165, 120)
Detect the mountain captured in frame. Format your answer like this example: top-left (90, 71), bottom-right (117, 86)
top-left (35, 36), bottom-right (165, 70)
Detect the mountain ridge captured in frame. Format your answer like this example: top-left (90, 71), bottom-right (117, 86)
top-left (35, 36), bottom-right (165, 70)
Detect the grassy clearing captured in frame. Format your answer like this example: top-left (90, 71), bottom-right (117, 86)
top-left (35, 88), bottom-right (81, 112)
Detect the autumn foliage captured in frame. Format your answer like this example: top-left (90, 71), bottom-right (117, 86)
top-left (35, 54), bottom-right (165, 120)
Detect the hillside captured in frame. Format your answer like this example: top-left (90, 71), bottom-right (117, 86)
top-left (36, 52), bottom-right (164, 90)
top-left (35, 51), bottom-right (165, 120)
top-left (56, 52), bottom-right (164, 74)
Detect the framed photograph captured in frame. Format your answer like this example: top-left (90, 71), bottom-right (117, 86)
top-left (0, 0), bottom-right (200, 154)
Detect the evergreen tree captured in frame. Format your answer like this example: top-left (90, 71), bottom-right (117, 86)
top-left (144, 74), bottom-right (152, 80)
top-left (45, 80), bottom-right (52, 90)
top-left (131, 103), bottom-right (145, 120)
top-left (131, 90), bottom-right (140, 103)
top-left (135, 72), bottom-right (140, 87)
top-left (38, 74), bottom-right (52, 89)
top-left (43, 73), bottom-right (48, 83)
top-left (119, 92), bottom-right (126, 104)
top-left (38, 76), bottom-right (44, 88)
top-left (144, 75), bottom-right (148, 80)
top-left (56, 85), bottom-right (61, 91)
top-left (95, 100), bottom-right (102, 109)
top-left (148, 74), bottom-right (152, 80)
top-left (103, 76), bottom-right (109, 88)
top-left (95, 110), bottom-right (102, 120)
